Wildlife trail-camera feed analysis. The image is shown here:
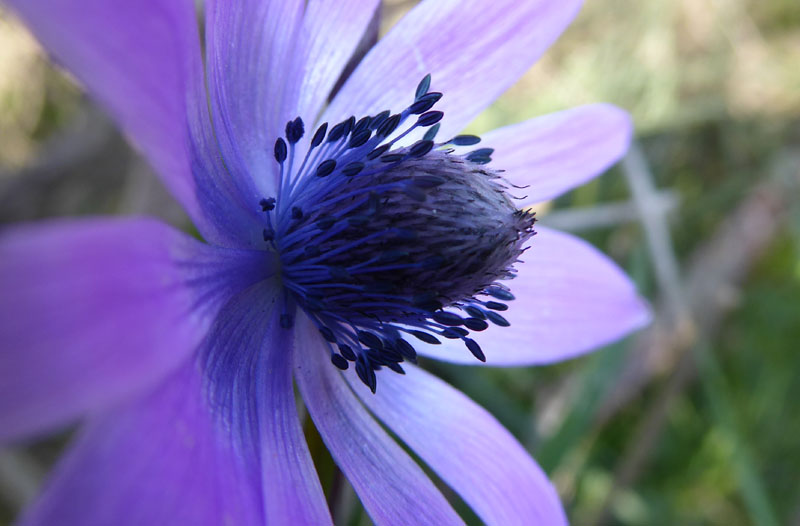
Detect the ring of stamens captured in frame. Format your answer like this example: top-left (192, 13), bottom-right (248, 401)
top-left (260, 75), bottom-right (535, 392)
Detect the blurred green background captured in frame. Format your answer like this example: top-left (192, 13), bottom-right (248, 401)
top-left (1, 0), bottom-right (799, 524)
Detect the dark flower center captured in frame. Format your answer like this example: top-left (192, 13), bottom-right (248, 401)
top-left (260, 76), bottom-right (535, 392)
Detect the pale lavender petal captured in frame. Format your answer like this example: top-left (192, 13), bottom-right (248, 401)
top-left (19, 364), bottom-right (263, 526)
top-left (484, 104), bottom-right (632, 205)
top-left (200, 283), bottom-right (331, 525)
top-left (204, 0), bottom-right (304, 200)
top-left (0, 218), bottom-right (270, 441)
top-left (348, 364), bottom-right (567, 526)
top-left (293, 314), bottom-right (465, 526)
top-left (295, 0), bottom-right (382, 126)
top-left (324, 0), bottom-right (582, 140)
top-left (4, 0), bottom-right (220, 239)
top-left (415, 227), bottom-right (650, 365)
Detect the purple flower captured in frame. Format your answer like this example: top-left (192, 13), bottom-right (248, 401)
top-left (0, 0), bottom-right (649, 524)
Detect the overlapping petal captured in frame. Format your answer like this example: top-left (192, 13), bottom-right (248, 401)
top-left (415, 227), bottom-right (650, 365)
top-left (204, 0), bottom-right (304, 202)
top-left (348, 364), bottom-right (568, 526)
top-left (294, 315), bottom-right (466, 526)
top-left (295, 0), bottom-right (382, 127)
top-left (324, 0), bottom-right (582, 140)
top-left (485, 104), bottom-right (632, 205)
top-left (199, 282), bottom-right (331, 525)
top-left (0, 218), bottom-right (271, 441)
top-left (3, 0), bottom-right (219, 239)
top-left (19, 364), bottom-right (263, 526)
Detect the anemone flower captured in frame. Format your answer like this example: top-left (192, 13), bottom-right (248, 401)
top-left (0, 0), bottom-right (649, 524)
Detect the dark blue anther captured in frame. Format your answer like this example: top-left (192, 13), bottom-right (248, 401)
top-left (341, 162), bottom-right (365, 177)
top-left (412, 174), bottom-right (446, 188)
top-left (263, 228), bottom-right (274, 241)
top-left (484, 301), bottom-right (508, 311)
top-left (380, 153), bottom-right (405, 163)
top-left (315, 159), bottom-right (337, 177)
top-left (274, 138), bottom-right (287, 163)
top-left (319, 326), bottom-right (337, 343)
top-left (441, 327), bottom-right (468, 338)
top-left (291, 207), bottom-right (303, 220)
top-left (409, 140), bottom-right (435, 158)
top-left (331, 354), bottom-right (349, 370)
top-left (485, 311), bottom-right (510, 327)
top-left (357, 331), bottom-right (383, 350)
top-left (280, 313), bottom-right (294, 329)
top-left (285, 117), bottom-right (304, 144)
top-left (338, 344), bottom-right (357, 361)
top-left (464, 317), bottom-right (489, 331)
top-left (465, 306), bottom-right (486, 319)
top-left (348, 129), bottom-right (371, 148)
top-left (366, 144), bottom-right (391, 160)
top-left (465, 338), bottom-right (486, 361)
top-left (410, 330), bottom-right (440, 345)
top-left (259, 197), bottom-right (276, 211)
top-left (394, 338), bottom-right (417, 362)
top-left (342, 116), bottom-right (356, 137)
top-left (311, 122), bottom-right (328, 148)
top-left (370, 110), bottom-right (390, 130)
top-left (354, 116), bottom-right (371, 134)
top-left (387, 362), bottom-right (405, 374)
top-left (486, 286), bottom-right (515, 301)
top-left (377, 114), bottom-right (402, 137)
top-left (415, 74), bottom-right (431, 100)
top-left (422, 123), bottom-right (440, 142)
top-left (328, 120), bottom-right (348, 142)
top-left (433, 311), bottom-right (465, 326)
top-left (417, 110), bottom-right (444, 127)
top-left (467, 147), bottom-right (494, 164)
top-left (409, 92), bottom-right (443, 114)
top-left (452, 135), bottom-right (481, 146)
top-left (355, 359), bottom-right (377, 393)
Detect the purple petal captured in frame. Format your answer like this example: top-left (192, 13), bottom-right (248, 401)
top-left (0, 218), bottom-right (271, 442)
top-left (200, 283), bottom-right (331, 525)
top-left (4, 0), bottom-right (221, 240)
top-left (415, 227), bottom-right (650, 365)
top-left (323, 0), bottom-right (582, 139)
top-left (295, 0), bottom-right (382, 127)
top-left (293, 314), bottom-right (466, 526)
top-left (204, 0), bottom-right (305, 200)
top-left (484, 104), bottom-right (632, 205)
top-left (348, 364), bottom-right (568, 526)
top-left (19, 364), bottom-right (263, 526)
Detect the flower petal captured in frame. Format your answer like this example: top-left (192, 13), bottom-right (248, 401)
top-left (5, 0), bottom-right (218, 238)
top-left (204, 0), bottom-right (305, 200)
top-left (295, 0), bottom-right (382, 127)
top-left (324, 0), bottom-right (582, 139)
top-left (200, 283), bottom-right (331, 525)
top-left (347, 364), bottom-right (567, 526)
top-left (293, 314), bottom-right (465, 526)
top-left (0, 217), bottom-right (271, 441)
top-left (19, 364), bottom-right (263, 526)
top-left (415, 227), bottom-right (650, 365)
top-left (484, 104), bottom-right (633, 205)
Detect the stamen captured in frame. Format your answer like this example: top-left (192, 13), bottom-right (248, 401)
top-left (259, 74), bottom-right (534, 391)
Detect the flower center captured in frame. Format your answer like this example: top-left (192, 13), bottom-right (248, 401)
top-left (260, 76), bottom-right (535, 392)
